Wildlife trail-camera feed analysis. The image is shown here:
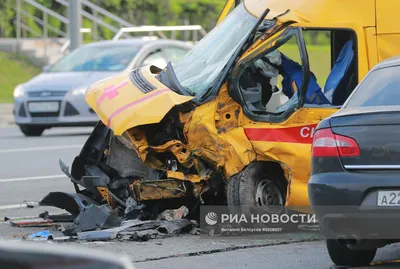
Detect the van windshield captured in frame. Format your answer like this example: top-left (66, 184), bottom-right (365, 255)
top-left (49, 45), bottom-right (139, 72)
top-left (168, 4), bottom-right (258, 96)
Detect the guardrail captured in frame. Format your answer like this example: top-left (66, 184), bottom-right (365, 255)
top-left (14, 0), bottom-right (136, 57)
top-left (14, 0), bottom-right (208, 63)
top-left (54, 0), bottom-right (137, 52)
top-left (15, 0), bottom-right (69, 50)
top-left (112, 25), bottom-right (207, 43)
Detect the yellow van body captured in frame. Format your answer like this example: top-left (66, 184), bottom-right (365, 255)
top-left (84, 0), bottom-right (400, 210)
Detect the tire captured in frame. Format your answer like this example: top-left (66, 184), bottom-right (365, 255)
top-left (326, 239), bottom-right (376, 267)
top-left (227, 162), bottom-right (286, 208)
top-left (226, 162), bottom-right (296, 230)
top-left (19, 125), bottom-right (45, 137)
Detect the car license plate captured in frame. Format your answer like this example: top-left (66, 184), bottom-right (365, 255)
top-left (28, 102), bottom-right (59, 113)
top-left (377, 191), bottom-right (400, 206)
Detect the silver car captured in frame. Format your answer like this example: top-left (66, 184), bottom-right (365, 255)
top-left (13, 38), bottom-right (192, 136)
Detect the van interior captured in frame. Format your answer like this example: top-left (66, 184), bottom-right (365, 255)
top-left (237, 28), bottom-right (358, 115)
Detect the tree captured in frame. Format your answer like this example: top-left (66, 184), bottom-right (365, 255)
top-left (0, 0), bottom-right (226, 39)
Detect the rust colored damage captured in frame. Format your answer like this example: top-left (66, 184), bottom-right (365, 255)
top-left (183, 85), bottom-right (256, 178)
top-left (130, 180), bottom-right (206, 201)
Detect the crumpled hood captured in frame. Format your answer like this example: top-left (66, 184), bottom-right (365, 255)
top-left (85, 66), bottom-right (194, 135)
top-left (23, 71), bottom-right (119, 91)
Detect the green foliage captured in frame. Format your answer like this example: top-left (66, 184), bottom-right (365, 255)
top-left (0, 0), bottom-right (225, 39)
top-left (303, 31), bottom-right (330, 46)
top-left (280, 44), bottom-right (331, 85)
top-left (0, 0), bottom-right (329, 45)
top-left (0, 51), bottom-right (41, 103)
top-left (0, 0), bottom-right (17, 37)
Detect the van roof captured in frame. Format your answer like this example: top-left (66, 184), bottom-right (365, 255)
top-left (244, 0), bottom-right (375, 26)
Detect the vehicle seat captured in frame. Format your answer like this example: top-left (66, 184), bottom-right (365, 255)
top-left (265, 86), bottom-right (283, 112)
top-left (239, 66), bottom-right (275, 112)
top-left (241, 83), bottom-right (267, 111)
top-left (276, 92), bottom-right (298, 113)
top-left (324, 40), bottom-right (355, 105)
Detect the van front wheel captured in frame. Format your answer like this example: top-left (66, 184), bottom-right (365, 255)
top-left (227, 162), bottom-right (286, 214)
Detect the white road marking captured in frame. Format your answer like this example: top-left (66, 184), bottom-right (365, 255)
top-left (0, 204), bottom-right (26, 210)
top-left (0, 204), bottom-right (32, 210)
top-left (0, 145), bottom-right (82, 154)
top-left (0, 174), bottom-right (66, 183)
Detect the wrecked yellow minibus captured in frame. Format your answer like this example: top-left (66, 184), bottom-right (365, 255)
top-left (41, 0), bottom-right (400, 218)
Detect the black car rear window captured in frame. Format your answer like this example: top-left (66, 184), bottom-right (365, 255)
top-left (345, 65), bottom-right (400, 107)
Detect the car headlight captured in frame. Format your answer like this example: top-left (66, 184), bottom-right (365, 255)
top-left (13, 84), bottom-right (25, 98)
top-left (72, 87), bottom-right (88, 96)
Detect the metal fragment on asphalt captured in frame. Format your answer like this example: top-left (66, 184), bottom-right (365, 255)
top-left (10, 218), bottom-right (54, 227)
top-left (63, 204), bottom-right (121, 236)
top-left (4, 216), bottom-right (39, 221)
top-left (23, 230), bottom-right (54, 241)
top-left (157, 206), bottom-right (189, 221)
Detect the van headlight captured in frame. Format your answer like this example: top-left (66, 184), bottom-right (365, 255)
top-left (72, 87), bottom-right (87, 96)
top-left (13, 84), bottom-right (25, 98)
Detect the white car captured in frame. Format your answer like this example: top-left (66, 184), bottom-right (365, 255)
top-left (13, 38), bottom-right (192, 136)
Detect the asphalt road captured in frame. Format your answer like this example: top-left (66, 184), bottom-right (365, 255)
top-left (0, 126), bottom-right (90, 206)
top-left (1, 125), bottom-right (400, 269)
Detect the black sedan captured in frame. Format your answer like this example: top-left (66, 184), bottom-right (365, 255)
top-left (308, 56), bottom-right (400, 267)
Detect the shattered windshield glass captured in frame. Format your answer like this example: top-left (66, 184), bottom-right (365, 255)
top-left (165, 4), bottom-right (258, 96)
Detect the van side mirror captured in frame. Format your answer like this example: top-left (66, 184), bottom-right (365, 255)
top-left (0, 241), bottom-right (135, 269)
top-left (42, 64), bottom-right (51, 72)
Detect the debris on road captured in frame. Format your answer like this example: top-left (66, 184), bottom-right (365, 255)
top-left (4, 216), bottom-right (39, 222)
top-left (5, 202), bottom-right (197, 243)
top-left (156, 219), bottom-right (194, 234)
top-left (25, 201), bottom-right (38, 208)
top-left (157, 206), bottom-right (189, 221)
top-left (62, 204), bottom-right (121, 236)
top-left (10, 218), bottom-right (54, 227)
top-left (39, 192), bottom-right (100, 217)
top-left (52, 236), bottom-right (77, 242)
top-left (23, 230), bottom-right (54, 241)
top-left (76, 218), bottom-right (196, 242)
top-left (39, 211), bottom-right (75, 222)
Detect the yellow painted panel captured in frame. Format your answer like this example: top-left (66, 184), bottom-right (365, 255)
top-left (364, 27), bottom-right (378, 70)
top-left (376, 0), bottom-right (400, 34)
top-left (377, 34), bottom-right (400, 62)
top-left (244, 0), bottom-right (375, 26)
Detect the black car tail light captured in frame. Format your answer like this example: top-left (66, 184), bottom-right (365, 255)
top-left (312, 128), bottom-right (360, 157)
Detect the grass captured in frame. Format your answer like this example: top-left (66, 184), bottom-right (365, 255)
top-left (0, 44), bottom-right (330, 103)
top-left (279, 44), bottom-right (331, 87)
top-left (0, 51), bottom-right (41, 103)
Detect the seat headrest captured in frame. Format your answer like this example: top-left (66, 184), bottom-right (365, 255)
top-left (323, 40), bottom-right (355, 101)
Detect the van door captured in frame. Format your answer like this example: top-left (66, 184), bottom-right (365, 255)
top-left (228, 13), bottom-right (311, 122)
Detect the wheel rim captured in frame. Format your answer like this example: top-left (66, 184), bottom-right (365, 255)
top-left (255, 179), bottom-right (284, 206)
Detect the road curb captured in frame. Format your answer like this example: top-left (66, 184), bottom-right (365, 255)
top-left (0, 103), bottom-right (15, 126)
top-left (132, 236), bottom-right (323, 263)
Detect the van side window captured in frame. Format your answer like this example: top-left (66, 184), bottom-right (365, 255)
top-left (230, 27), bottom-right (358, 122)
top-left (234, 28), bottom-right (309, 115)
top-left (303, 31), bottom-right (331, 87)
top-left (303, 29), bottom-right (358, 107)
